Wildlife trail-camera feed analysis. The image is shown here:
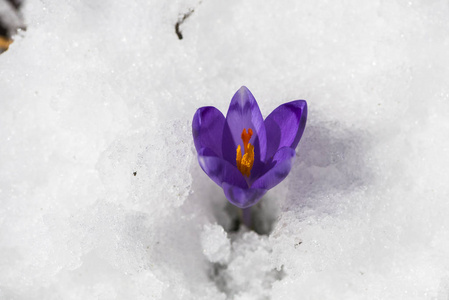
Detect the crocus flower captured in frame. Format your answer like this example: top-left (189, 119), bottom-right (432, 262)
top-left (192, 86), bottom-right (307, 209)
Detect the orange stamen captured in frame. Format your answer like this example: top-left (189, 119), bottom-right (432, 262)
top-left (241, 128), bottom-right (252, 151)
top-left (236, 128), bottom-right (255, 177)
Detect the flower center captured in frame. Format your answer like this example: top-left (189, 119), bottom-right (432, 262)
top-left (236, 128), bottom-right (254, 177)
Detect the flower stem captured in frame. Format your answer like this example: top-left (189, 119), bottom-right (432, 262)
top-left (242, 207), bottom-right (252, 229)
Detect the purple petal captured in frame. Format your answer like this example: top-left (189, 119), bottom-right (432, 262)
top-left (222, 183), bottom-right (267, 208)
top-left (197, 148), bottom-right (248, 189)
top-left (264, 100), bottom-right (307, 160)
top-left (252, 147), bottom-right (296, 190)
top-left (222, 86), bottom-right (267, 164)
top-left (192, 106), bottom-right (226, 157)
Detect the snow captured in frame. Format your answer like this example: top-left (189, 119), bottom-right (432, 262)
top-left (201, 223), bottom-right (231, 264)
top-left (1, 0), bottom-right (449, 299)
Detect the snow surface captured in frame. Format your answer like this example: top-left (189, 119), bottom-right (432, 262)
top-left (1, 0), bottom-right (449, 299)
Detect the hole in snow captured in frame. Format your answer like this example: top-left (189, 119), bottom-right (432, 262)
top-left (215, 198), bottom-right (280, 236)
top-left (0, 0), bottom-right (26, 54)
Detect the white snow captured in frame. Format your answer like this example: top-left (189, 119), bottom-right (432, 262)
top-left (201, 223), bottom-right (231, 264)
top-left (1, 0), bottom-right (449, 299)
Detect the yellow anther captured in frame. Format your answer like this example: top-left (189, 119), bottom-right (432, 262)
top-left (236, 128), bottom-right (254, 177)
top-left (236, 144), bottom-right (242, 171)
top-left (0, 36), bottom-right (13, 52)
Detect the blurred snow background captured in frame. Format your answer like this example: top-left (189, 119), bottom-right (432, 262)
top-left (1, 0), bottom-right (449, 299)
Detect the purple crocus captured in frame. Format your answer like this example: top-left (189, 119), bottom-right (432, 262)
top-left (192, 86), bottom-right (307, 209)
